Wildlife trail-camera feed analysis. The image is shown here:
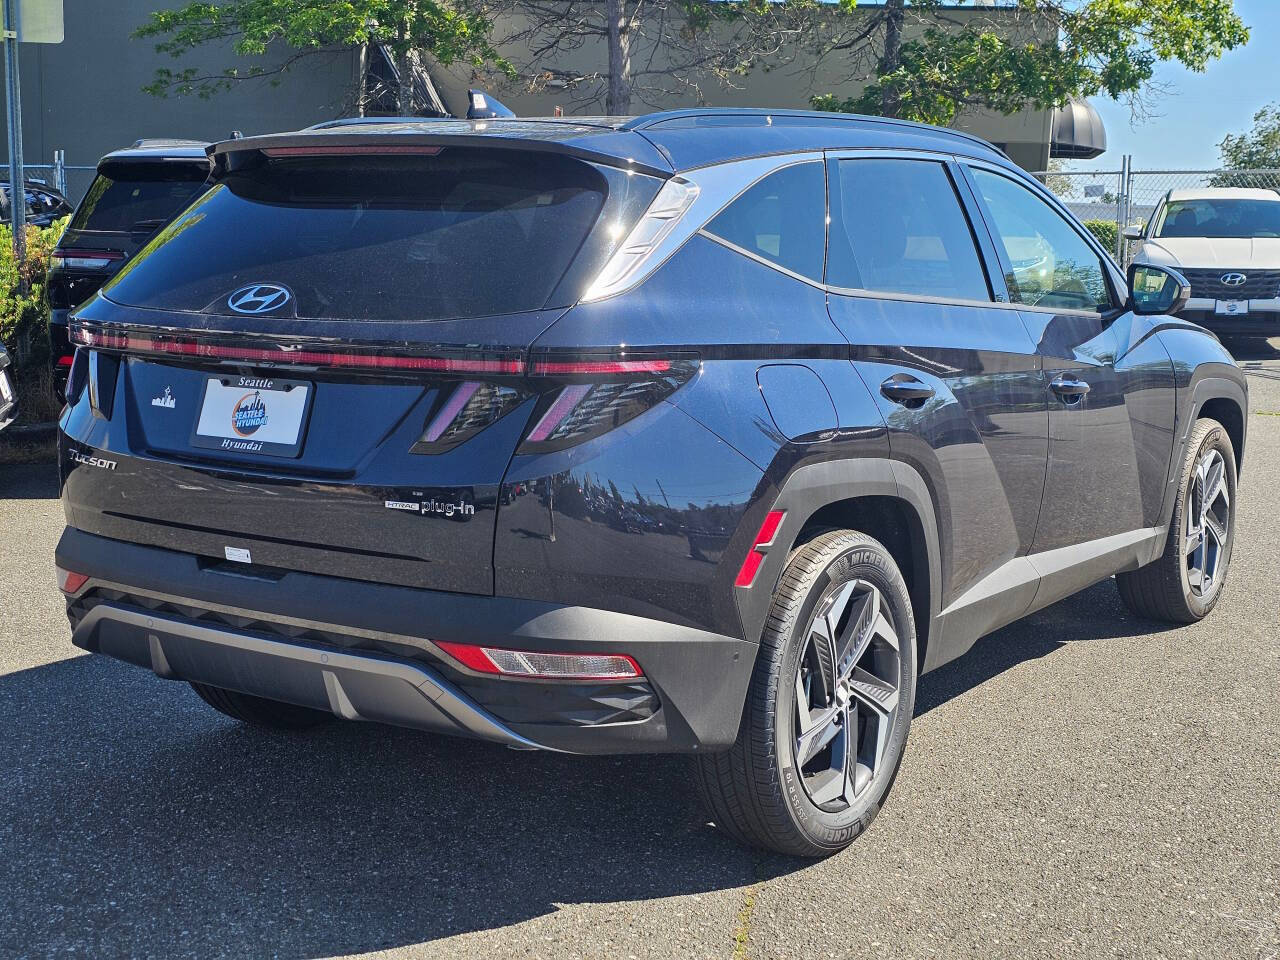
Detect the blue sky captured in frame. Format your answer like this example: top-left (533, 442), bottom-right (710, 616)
top-left (1067, 0), bottom-right (1278, 171)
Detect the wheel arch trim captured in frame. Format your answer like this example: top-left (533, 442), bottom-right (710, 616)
top-left (733, 457), bottom-right (943, 671)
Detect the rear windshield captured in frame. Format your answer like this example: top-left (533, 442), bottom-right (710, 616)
top-left (70, 167), bottom-right (209, 234)
top-left (1156, 198), bottom-right (1280, 239)
top-left (103, 149), bottom-right (651, 322)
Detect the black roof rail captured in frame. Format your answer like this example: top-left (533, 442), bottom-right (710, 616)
top-left (622, 108), bottom-right (1007, 158)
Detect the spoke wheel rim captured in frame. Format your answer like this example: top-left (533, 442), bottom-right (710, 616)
top-left (1185, 447), bottom-right (1231, 599)
top-left (792, 578), bottom-right (902, 812)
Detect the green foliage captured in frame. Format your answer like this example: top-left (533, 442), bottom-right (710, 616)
top-left (134, 0), bottom-right (511, 99)
top-left (0, 219), bottom-right (65, 369)
top-left (1218, 102), bottom-right (1280, 170)
top-left (1083, 218), bottom-right (1118, 251)
top-left (811, 0), bottom-right (1249, 126)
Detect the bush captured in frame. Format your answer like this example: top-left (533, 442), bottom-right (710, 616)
top-left (0, 217), bottom-right (66, 369)
top-left (1083, 218), bottom-right (1118, 252)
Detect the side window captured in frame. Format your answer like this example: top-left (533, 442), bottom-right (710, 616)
top-left (970, 168), bottom-right (1115, 312)
top-left (703, 162), bottom-right (825, 281)
top-left (827, 158), bottom-right (991, 302)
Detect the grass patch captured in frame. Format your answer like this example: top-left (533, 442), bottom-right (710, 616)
top-left (732, 884), bottom-right (759, 960)
top-left (14, 365), bottom-right (62, 425)
top-left (0, 431), bottom-right (57, 464)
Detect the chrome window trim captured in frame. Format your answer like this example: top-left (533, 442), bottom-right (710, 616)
top-left (580, 151), bottom-right (824, 303)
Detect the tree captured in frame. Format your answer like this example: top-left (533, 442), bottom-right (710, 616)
top-left (134, 0), bottom-right (510, 115)
top-left (1218, 102), bottom-right (1280, 170)
top-left (807, 0), bottom-right (1249, 126)
top-left (485, 0), bottom-right (799, 115)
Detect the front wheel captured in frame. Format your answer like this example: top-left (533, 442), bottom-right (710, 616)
top-left (1117, 418), bottom-right (1237, 622)
top-left (693, 529), bottom-right (917, 857)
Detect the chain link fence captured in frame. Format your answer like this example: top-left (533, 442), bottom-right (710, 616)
top-left (1034, 160), bottom-right (1280, 265)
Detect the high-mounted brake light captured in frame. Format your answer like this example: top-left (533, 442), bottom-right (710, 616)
top-left (69, 323), bottom-right (524, 375)
top-left (56, 567), bottom-right (89, 594)
top-left (582, 177), bottom-right (699, 302)
top-left (53, 249), bottom-right (125, 270)
top-left (435, 641), bottom-right (643, 680)
top-left (735, 510), bottom-right (785, 588)
top-left (262, 145), bottom-right (444, 158)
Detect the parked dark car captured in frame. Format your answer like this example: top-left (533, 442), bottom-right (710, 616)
top-left (55, 111), bottom-right (1247, 857)
top-left (0, 343), bottom-right (15, 431)
top-left (46, 139), bottom-right (210, 396)
top-left (1, 179), bottom-right (74, 227)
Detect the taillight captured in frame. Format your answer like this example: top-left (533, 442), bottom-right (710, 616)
top-left (413, 380), bottom-right (529, 454)
top-left (52, 249), bottom-right (125, 270)
top-left (518, 356), bottom-right (698, 452)
top-left (68, 321), bottom-right (524, 375)
top-left (435, 641), bottom-right (643, 680)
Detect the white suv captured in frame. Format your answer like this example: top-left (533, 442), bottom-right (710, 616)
top-left (1127, 187), bottom-right (1280, 337)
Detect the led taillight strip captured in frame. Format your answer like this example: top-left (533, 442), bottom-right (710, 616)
top-left (529, 359), bottom-right (673, 375)
top-left (69, 325), bottom-right (525, 375)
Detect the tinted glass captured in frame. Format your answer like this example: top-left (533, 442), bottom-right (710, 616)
top-left (971, 168), bottom-right (1114, 312)
top-left (1155, 198), bottom-right (1280, 238)
top-left (104, 150), bottom-right (645, 322)
top-left (704, 162), bottom-right (825, 280)
top-left (70, 171), bottom-right (208, 233)
top-left (827, 159), bottom-right (990, 301)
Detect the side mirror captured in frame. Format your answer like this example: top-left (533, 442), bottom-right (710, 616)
top-left (1128, 263), bottom-right (1190, 316)
top-left (1122, 224), bottom-right (1145, 241)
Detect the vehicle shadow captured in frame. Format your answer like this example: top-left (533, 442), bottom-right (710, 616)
top-left (0, 654), bottom-right (796, 957)
top-left (915, 577), bottom-right (1167, 715)
top-left (0, 461), bottom-right (58, 500)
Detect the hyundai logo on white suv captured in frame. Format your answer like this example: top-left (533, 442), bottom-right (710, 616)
top-left (1129, 187), bottom-right (1280, 336)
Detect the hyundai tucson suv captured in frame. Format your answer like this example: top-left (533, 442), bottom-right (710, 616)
top-left (55, 111), bottom-right (1247, 857)
top-left (47, 139), bottom-right (211, 397)
top-left (1125, 187), bottom-right (1280, 338)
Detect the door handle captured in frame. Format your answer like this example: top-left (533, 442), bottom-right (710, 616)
top-left (1049, 375), bottom-right (1091, 401)
top-left (879, 374), bottom-right (935, 405)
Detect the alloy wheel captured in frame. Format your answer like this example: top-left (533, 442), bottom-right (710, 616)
top-left (1186, 447), bottom-right (1231, 599)
top-left (793, 578), bottom-right (902, 810)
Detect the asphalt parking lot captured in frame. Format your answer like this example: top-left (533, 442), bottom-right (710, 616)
top-left (1, 342), bottom-right (1277, 960)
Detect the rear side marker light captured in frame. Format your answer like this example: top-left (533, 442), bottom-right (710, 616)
top-left (735, 510), bottom-right (785, 588)
top-left (435, 641), bottom-right (643, 680)
top-left (55, 355), bottom-right (74, 368)
top-left (56, 568), bottom-right (89, 594)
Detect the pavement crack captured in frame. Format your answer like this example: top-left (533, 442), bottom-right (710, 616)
top-left (732, 882), bottom-right (760, 960)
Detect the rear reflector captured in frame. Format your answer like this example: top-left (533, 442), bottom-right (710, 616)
top-left (735, 510), bottom-right (785, 588)
top-left (435, 641), bottom-right (643, 680)
top-left (56, 568), bottom-right (89, 594)
top-left (69, 323), bottom-right (524, 375)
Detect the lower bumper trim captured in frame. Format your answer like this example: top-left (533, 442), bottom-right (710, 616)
top-left (73, 602), bottom-right (550, 751)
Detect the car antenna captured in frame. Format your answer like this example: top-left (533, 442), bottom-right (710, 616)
top-left (466, 89), bottom-right (515, 120)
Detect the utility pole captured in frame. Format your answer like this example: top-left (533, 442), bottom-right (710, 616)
top-left (3, 0), bottom-right (26, 282)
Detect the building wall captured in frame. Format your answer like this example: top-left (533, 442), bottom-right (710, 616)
top-left (1, 0), bottom-right (360, 190)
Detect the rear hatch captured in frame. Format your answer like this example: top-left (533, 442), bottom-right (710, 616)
top-left (64, 138), bottom-right (664, 594)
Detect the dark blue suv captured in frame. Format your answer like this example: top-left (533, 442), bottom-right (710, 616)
top-left (55, 111), bottom-right (1247, 856)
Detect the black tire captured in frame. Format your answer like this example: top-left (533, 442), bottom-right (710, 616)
top-left (1117, 418), bottom-right (1237, 623)
top-left (693, 529), bottom-right (917, 857)
top-left (190, 682), bottom-right (332, 730)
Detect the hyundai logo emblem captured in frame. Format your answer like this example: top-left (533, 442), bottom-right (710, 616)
top-left (1220, 272), bottom-right (1248, 287)
top-left (227, 283), bottom-right (291, 314)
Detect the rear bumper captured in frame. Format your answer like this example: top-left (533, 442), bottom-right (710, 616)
top-left (57, 527), bottom-right (756, 754)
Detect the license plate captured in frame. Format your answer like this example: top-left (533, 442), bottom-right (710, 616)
top-left (192, 376), bottom-right (311, 457)
top-left (1215, 299), bottom-right (1248, 316)
top-left (0, 370), bottom-right (12, 403)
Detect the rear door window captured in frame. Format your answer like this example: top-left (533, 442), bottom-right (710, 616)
top-left (827, 158), bottom-right (991, 302)
top-left (103, 149), bottom-right (644, 322)
top-left (703, 162), bottom-right (826, 281)
top-left (71, 168), bottom-right (209, 234)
